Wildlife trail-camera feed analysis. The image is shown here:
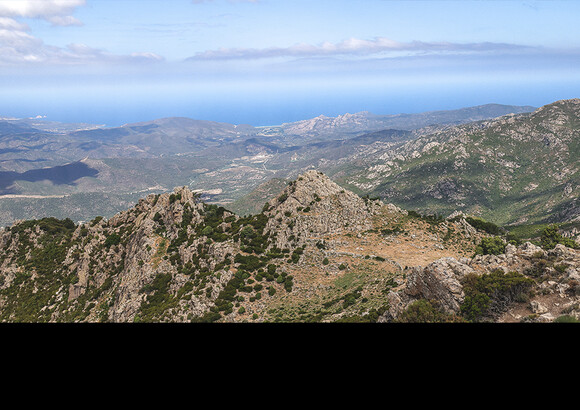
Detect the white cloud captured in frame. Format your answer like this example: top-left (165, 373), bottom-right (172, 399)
top-left (0, 26), bottom-right (164, 65)
top-left (46, 14), bottom-right (83, 27)
top-left (0, 0), bottom-right (164, 66)
top-left (0, 0), bottom-right (86, 26)
top-left (0, 16), bottom-right (29, 31)
top-left (186, 36), bottom-right (531, 61)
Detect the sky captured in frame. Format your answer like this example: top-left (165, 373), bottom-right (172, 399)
top-left (1, 0), bottom-right (580, 127)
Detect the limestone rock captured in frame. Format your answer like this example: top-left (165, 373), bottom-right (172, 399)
top-left (530, 300), bottom-right (548, 314)
top-left (515, 242), bottom-right (545, 258)
top-left (1, 167), bottom-right (579, 323)
top-left (404, 257), bottom-right (473, 314)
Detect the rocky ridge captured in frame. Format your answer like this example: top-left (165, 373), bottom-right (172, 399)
top-left (0, 170), bottom-right (578, 323)
top-left (276, 104), bottom-right (536, 142)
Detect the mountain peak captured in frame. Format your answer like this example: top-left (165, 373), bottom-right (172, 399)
top-left (261, 170), bottom-right (387, 250)
top-left (533, 98), bottom-right (580, 115)
top-left (292, 169), bottom-right (345, 196)
top-left (267, 170), bottom-right (354, 211)
top-left (525, 98), bottom-right (580, 132)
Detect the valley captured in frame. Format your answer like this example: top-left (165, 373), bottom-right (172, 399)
top-left (1, 99), bottom-right (579, 323)
top-left (0, 103), bottom-right (541, 227)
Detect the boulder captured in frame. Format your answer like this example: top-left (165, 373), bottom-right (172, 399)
top-left (517, 242), bottom-right (545, 258)
top-left (404, 257), bottom-right (474, 314)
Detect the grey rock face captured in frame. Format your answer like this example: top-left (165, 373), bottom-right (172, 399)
top-left (404, 257), bottom-right (473, 314)
top-left (263, 170), bottom-right (383, 250)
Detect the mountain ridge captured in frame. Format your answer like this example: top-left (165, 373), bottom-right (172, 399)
top-left (0, 100), bottom-right (578, 323)
top-left (266, 103), bottom-right (536, 145)
top-left (337, 98), bottom-right (580, 226)
top-left (0, 169), bottom-right (577, 323)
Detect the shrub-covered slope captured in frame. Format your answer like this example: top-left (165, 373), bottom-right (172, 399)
top-left (341, 99), bottom-right (580, 226)
top-left (0, 170), bottom-right (578, 323)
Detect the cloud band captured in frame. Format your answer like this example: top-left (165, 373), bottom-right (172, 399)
top-left (186, 37), bottom-right (532, 61)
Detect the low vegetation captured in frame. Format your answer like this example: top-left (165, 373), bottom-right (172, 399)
top-left (0, 167), bottom-right (578, 323)
top-left (459, 270), bottom-right (534, 322)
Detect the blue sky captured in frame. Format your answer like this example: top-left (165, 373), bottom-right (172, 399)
top-left (1, 0), bottom-right (580, 126)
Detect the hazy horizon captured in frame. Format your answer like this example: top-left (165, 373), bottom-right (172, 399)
top-left (1, 0), bottom-right (579, 127)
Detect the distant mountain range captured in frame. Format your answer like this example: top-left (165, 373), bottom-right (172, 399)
top-left (0, 101), bottom-right (568, 229)
top-left (0, 103), bottom-right (535, 169)
top-left (275, 103), bottom-right (537, 139)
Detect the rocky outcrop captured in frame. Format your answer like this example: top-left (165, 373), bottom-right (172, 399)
top-left (405, 257), bottom-right (474, 312)
top-left (380, 241), bottom-right (580, 323)
top-left (0, 184), bottom-right (247, 322)
top-left (0, 170), bottom-right (403, 322)
top-left (263, 170), bottom-right (385, 249)
top-left (380, 257), bottom-right (473, 321)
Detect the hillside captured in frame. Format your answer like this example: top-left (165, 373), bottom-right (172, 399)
top-left (0, 170), bottom-right (578, 323)
top-left (334, 99), bottom-right (580, 226)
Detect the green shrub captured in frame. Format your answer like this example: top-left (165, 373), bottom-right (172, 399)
top-left (104, 233), bottom-right (121, 248)
top-left (460, 292), bottom-right (491, 322)
top-left (554, 315), bottom-right (579, 323)
top-left (460, 270), bottom-right (534, 322)
top-left (554, 264), bottom-right (568, 273)
top-left (396, 299), bottom-right (463, 323)
top-left (290, 247), bottom-right (304, 263)
top-left (234, 253), bottom-right (265, 272)
top-left (283, 276), bottom-right (294, 292)
top-left (540, 225), bottom-right (578, 250)
top-left (138, 273), bottom-right (176, 321)
top-left (465, 217), bottom-right (503, 235)
top-left (191, 312), bottom-right (221, 323)
top-left (14, 217), bottom-right (76, 236)
top-left (475, 236), bottom-right (506, 255)
top-left (90, 216), bottom-right (103, 226)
